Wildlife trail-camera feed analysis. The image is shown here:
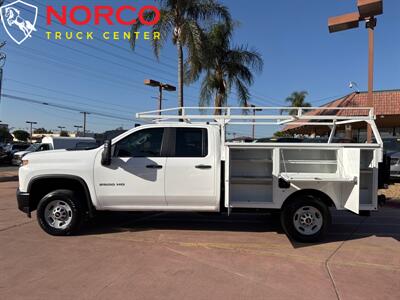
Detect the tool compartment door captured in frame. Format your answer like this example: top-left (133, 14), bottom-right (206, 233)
top-left (341, 148), bottom-right (361, 214)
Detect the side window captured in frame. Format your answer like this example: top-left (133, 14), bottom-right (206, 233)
top-left (175, 128), bottom-right (208, 157)
top-left (114, 128), bottom-right (164, 158)
top-left (39, 144), bottom-right (50, 151)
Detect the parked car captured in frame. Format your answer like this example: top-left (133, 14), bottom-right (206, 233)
top-left (12, 143), bottom-right (50, 166)
top-left (381, 138), bottom-right (400, 178)
top-left (12, 137), bottom-right (97, 165)
top-left (0, 143), bottom-right (30, 164)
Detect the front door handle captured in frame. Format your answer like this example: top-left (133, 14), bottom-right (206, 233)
top-left (195, 164), bottom-right (212, 169)
top-left (146, 164), bottom-right (163, 169)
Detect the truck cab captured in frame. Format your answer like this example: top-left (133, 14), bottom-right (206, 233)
top-left (93, 123), bottom-right (221, 211)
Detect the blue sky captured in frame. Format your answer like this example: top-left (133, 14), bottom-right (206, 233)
top-left (0, 0), bottom-right (399, 137)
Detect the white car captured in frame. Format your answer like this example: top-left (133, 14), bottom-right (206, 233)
top-left (12, 137), bottom-right (97, 165)
top-left (16, 107), bottom-right (383, 242)
top-left (12, 143), bottom-right (51, 165)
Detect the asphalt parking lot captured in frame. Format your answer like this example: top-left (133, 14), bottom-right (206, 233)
top-left (1, 177), bottom-right (400, 299)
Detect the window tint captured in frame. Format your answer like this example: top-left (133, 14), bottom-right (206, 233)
top-left (38, 144), bottom-right (50, 151)
top-left (175, 128), bottom-right (207, 157)
top-left (14, 145), bottom-right (29, 150)
top-left (115, 128), bottom-right (164, 157)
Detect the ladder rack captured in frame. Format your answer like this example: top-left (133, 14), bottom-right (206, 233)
top-left (136, 106), bottom-right (375, 126)
top-left (136, 106), bottom-right (382, 146)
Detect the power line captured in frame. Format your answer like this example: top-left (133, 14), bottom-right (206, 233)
top-left (18, 35), bottom-right (179, 86)
top-left (22, 0), bottom-right (178, 69)
top-left (1, 93), bottom-right (137, 122)
top-left (3, 88), bottom-right (134, 117)
top-left (5, 78), bottom-right (141, 111)
top-left (22, 102), bottom-right (132, 129)
top-left (7, 42), bottom-right (201, 101)
top-left (16, 1), bottom-right (287, 108)
top-left (5, 55), bottom-right (200, 105)
top-left (11, 3), bottom-right (327, 109)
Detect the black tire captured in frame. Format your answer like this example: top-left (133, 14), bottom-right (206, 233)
top-left (37, 189), bottom-right (84, 236)
top-left (281, 196), bottom-right (331, 243)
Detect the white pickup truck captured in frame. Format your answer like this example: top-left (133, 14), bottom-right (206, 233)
top-left (16, 107), bottom-right (383, 242)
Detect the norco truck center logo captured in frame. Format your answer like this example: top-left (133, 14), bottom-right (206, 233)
top-left (0, 1), bottom-right (160, 44)
top-left (1, 0), bottom-right (37, 45)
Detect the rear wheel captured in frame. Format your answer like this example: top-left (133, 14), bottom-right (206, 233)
top-left (37, 189), bottom-right (84, 236)
top-left (281, 196), bottom-right (331, 243)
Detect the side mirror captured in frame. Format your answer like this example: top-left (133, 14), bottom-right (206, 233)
top-left (101, 139), bottom-right (112, 166)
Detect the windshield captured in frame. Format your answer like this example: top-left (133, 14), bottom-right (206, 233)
top-left (26, 143), bottom-right (41, 152)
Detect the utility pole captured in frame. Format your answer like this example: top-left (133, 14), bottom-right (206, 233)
top-left (74, 125), bottom-right (83, 136)
top-left (26, 121), bottom-right (37, 143)
top-left (0, 41), bottom-right (6, 109)
top-left (250, 104), bottom-right (262, 140)
top-left (80, 112), bottom-right (89, 137)
top-left (57, 126), bottom-right (65, 133)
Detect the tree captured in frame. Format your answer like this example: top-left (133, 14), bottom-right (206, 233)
top-left (60, 131), bottom-right (69, 137)
top-left (186, 23), bottom-right (263, 114)
top-left (273, 131), bottom-right (287, 137)
top-left (130, 0), bottom-right (231, 113)
top-left (13, 130), bottom-right (30, 142)
top-left (281, 91), bottom-right (311, 115)
top-left (34, 128), bottom-right (52, 134)
top-left (0, 127), bottom-right (12, 143)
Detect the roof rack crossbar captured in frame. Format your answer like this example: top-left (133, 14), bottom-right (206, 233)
top-left (136, 106), bottom-right (375, 126)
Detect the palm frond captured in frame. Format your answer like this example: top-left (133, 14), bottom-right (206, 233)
top-left (151, 10), bottom-right (174, 58)
top-left (187, 0), bottom-right (231, 25)
top-left (130, 11), bottom-right (154, 49)
top-left (229, 46), bottom-right (263, 73)
top-left (234, 78), bottom-right (250, 107)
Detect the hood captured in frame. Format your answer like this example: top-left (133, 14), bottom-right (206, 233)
top-left (14, 150), bottom-right (30, 157)
top-left (24, 148), bottom-right (98, 165)
top-left (388, 151), bottom-right (400, 159)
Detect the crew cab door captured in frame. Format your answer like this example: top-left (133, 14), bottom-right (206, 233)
top-left (165, 127), bottom-right (218, 209)
top-left (94, 127), bottom-right (167, 208)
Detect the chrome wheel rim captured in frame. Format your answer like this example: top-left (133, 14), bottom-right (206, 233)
top-left (44, 200), bottom-right (73, 229)
top-left (293, 206), bottom-right (323, 236)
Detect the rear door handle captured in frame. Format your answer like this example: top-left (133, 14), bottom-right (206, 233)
top-left (195, 164), bottom-right (212, 169)
top-left (146, 164), bottom-right (163, 169)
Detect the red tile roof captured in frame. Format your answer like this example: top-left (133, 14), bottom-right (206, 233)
top-left (283, 90), bottom-right (400, 132)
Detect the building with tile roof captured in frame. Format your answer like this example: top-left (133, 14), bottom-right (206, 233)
top-left (282, 89), bottom-right (400, 141)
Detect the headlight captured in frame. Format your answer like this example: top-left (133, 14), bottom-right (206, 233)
top-left (21, 160), bottom-right (29, 166)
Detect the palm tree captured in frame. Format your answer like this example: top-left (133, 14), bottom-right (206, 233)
top-left (282, 91), bottom-right (311, 115)
top-left (186, 23), bottom-right (263, 115)
top-left (130, 0), bottom-right (231, 114)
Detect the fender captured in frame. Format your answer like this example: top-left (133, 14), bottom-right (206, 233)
top-left (27, 174), bottom-right (95, 217)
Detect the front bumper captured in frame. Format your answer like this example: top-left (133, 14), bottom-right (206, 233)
top-left (390, 170), bottom-right (400, 178)
top-left (16, 189), bottom-right (31, 217)
top-left (11, 158), bottom-right (21, 166)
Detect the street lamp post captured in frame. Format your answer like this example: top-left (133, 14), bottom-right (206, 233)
top-left (250, 104), bottom-right (262, 140)
top-left (74, 125), bottom-right (83, 136)
top-left (26, 121), bottom-right (37, 143)
top-left (328, 0), bottom-right (383, 143)
top-left (144, 79), bottom-right (176, 115)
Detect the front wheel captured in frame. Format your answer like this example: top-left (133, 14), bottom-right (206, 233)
top-left (37, 189), bottom-right (84, 236)
top-left (281, 196), bottom-right (331, 243)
